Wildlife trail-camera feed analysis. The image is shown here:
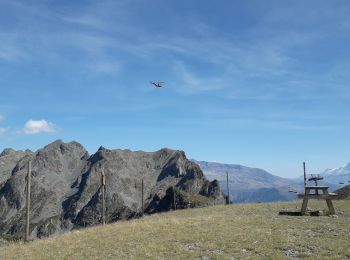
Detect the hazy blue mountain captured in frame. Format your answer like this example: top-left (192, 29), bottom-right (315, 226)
top-left (320, 163), bottom-right (350, 187)
top-left (292, 163), bottom-right (350, 191)
top-left (192, 160), bottom-right (303, 203)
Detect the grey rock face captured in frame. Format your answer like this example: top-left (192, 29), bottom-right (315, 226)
top-left (0, 140), bottom-right (225, 239)
top-left (0, 148), bottom-right (33, 185)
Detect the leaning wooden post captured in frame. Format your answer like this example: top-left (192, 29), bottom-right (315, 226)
top-left (173, 186), bottom-right (176, 210)
top-left (141, 178), bottom-right (144, 216)
top-left (226, 171), bottom-right (230, 205)
top-left (303, 162), bottom-right (307, 189)
top-left (101, 171), bottom-right (106, 225)
top-left (25, 161), bottom-right (31, 242)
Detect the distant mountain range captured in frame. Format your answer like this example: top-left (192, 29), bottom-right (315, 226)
top-left (192, 160), bottom-right (303, 203)
top-left (193, 160), bottom-right (350, 203)
top-left (320, 163), bottom-right (350, 186)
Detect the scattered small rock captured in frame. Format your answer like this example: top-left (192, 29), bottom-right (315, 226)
top-left (207, 248), bottom-right (223, 254)
top-left (285, 248), bottom-right (299, 260)
top-left (177, 242), bottom-right (201, 251)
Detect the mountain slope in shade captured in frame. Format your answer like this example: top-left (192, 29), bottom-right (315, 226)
top-left (0, 140), bottom-right (225, 240)
top-left (192, 160), bottom-right (303, 203)
top-left (334, 184), bottom-right (350, 199)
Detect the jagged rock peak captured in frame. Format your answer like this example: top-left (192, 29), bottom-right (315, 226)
top-left (43, 139), bottom-right (64, 147)
top-left (0, 148), bottom-right (32, 157)
top-left (97, 146), bottom-right (112, 154)
top-left (0, 148), bottom-right (16, 157)
top-left (154, 148), bottom-right (186, 159)
top-left (39, 139), bottom-right (88, 154)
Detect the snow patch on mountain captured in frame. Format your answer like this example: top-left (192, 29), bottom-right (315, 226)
top-left (321, 162), bottom-right (350, 176)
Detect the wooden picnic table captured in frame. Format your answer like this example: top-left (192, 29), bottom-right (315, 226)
top-left (299, 186), bottom-right (336, 215)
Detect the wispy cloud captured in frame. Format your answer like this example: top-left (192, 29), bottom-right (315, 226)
top-left (0, 32), bottom-right (26, 62)
top-left (225, 118), bottom-right (337, 131)
top-left (0, 114), bottom-right (7, 135)
top-left (86, 59), bottom-right (122, 75)
top-left (60, 15), bottom-right (106, 30)
top-left (171, 116), bottom-right (337, 132)
top-left (172, 62), bottom-right (225, 94)
top-left (22, 119), bottom-right (57, 135)
top-left (1, 0), bottom-right (349, 101)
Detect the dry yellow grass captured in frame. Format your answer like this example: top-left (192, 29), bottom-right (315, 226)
top-left (1, 199), bottom-right (350, 259)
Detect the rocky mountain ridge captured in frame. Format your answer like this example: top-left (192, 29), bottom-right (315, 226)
top-left (0, 140), bottom-right (225, 240)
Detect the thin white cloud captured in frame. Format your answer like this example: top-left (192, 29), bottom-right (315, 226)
top-left (172, 62), bottom-right (225, 94)
top-left (0, 45), bottom-right (23, 62)
top-left (171, 116), bottom-right (337, 132)
top-left (0, 114), bottom-right (7, 135)
top-left (22, 119), bottom-right (57, 135)
top-left (1, 0), bottom-right (349, 101)
top-left (86, 60), bottom-right (122, 75)
top-left (61, 15), bottom-right (105, 30)
top-left (0, 1), bottom-right (299, 80)
top-left (0, 32), bottom-right (26, 62)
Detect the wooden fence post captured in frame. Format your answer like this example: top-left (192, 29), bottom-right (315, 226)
top-left (25, 161), bottom-right (31, 241)
top-left (173, 186), bottom-right (176, 210)
top-left (101, 171), bottom-right (106, 225)
top-left (303, 162), bottom-right (307, 188)
top-left (226, 171), bottom-right (230, 205)
top-left (141, 178), bottom-right (144, 216)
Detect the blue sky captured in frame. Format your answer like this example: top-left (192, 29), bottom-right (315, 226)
top-left (0, 0), bottom-right (350, 178)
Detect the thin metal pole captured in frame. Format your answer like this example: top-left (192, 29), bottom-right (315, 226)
top-left (25, 161), bottom-right (31, 241)
top-left (226, 171), bottom-right (230, 205)
top-left (101, 171), bottom-right (106, 225)
top-left (141, 178), bottom-right (144, 216)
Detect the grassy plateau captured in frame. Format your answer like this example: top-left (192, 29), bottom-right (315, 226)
top-left (1, 199), bottom-right (350, 259)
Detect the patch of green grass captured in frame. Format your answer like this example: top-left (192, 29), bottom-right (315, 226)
top-left (1, 199), bottom-right (350, 259)
top-left (175, 187), bottom-right (210, 206)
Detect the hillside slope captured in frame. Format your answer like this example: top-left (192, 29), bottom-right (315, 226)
top-left (193, 160), bottom-right (302, 203)
top-left (334, 184), bottom-right (350, 199)
top-left (1, 200), bottom-right (350, 259)
top-left (0, 140), bottom-right (224, 240)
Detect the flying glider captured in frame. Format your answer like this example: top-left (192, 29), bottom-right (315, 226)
top-left (150, 81), bottom-right (164, 88)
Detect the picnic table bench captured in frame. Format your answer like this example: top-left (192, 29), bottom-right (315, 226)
top-left (298, 186), bottom-right (337, 215)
